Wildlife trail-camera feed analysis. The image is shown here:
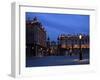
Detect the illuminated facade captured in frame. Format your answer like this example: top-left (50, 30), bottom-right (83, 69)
top-left (58, 34), bottom-right (89, 56)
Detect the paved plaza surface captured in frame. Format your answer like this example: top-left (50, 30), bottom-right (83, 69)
top-left (26, 53), bottom-right (89, 67)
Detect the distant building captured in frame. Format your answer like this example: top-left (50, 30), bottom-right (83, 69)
top-left (50, 41), bottom-right (58, 56)
top-left (46, 37), bottom-right (51, 56)
top-left (46, 38), bottom-right (58, 56)
top-left (58, 34), bottom-right (89, 56)
top-left (26, 17), bottom-right (47, 57)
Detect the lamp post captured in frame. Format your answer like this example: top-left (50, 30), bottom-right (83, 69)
top-left (57, 37), bottom-right (59, 56)
top-left (79, 34), bottom-right (82, 60)
top-left (71, 37), bottom-right (74, 56)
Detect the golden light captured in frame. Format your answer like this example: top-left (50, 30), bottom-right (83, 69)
top-left (41, 48), bottom-right (42, 50)
top-left (79, 34), bottom-right (82, 39)
top-left (50, 50), bottom-right (53, 53)
top-left (47, 49), bottom-right (48, 51)
top-left (74, 44), bottom-right (79, 48)
top-left (32, 47), bottom-right (34, 49)
top-left (61, 44), bottom-right (66, 48)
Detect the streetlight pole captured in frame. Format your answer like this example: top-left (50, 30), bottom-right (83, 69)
top-left (71, 37), bottom-right (74, 56)
top-left (79, 34), bottom-right (82, 60)
top-left (57, 37), bottom-right (59, 56)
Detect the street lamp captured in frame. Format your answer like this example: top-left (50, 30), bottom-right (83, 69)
top-left (79, 34), bottom-right (82, 60)
top-left (79, 35), bottom-right (82, 40)
top-left (71, 36), bottom-right (74, 56)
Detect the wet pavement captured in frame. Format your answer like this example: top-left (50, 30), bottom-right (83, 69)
top-left (26, 54), bottom-right (89, 67)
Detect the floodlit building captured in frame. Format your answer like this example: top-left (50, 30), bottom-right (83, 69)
top-left (58, 34), bottom-right (89, 56)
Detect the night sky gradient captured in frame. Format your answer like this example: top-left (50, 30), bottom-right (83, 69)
top-left (26, 12), bottom-right (89, 41)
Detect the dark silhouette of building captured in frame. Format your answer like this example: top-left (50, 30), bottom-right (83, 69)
top-left (26, 17), bottom-right (47, 57)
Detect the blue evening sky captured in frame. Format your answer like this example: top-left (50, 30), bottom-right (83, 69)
top-left (26, 12), bottom-right (89, 41)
